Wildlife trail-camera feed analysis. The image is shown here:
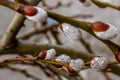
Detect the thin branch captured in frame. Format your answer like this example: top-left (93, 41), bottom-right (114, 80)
top-left (50, 28), bottom-right (62, 45)
top-left (0, 42), bottom-right (119, 76)
top-left (33, 61), bottom-right (63, 80)
top-left (2, 56), bottom-right (116, 80)
top-left (1, 13), bottom-right (25, 47)
top-left (0, 42), bottom-right (92, 61)
top-left (102, 72), bottom-right (111, 80)
top-left (47, 64), bottom-right (81, 80)
top-left (0, 0), bottom-right (21, 11)
top-left (80, 38), bottom-right (93, 54)
top-left (5, 66), bottom-right (41, 80)
top-left (15, 0), bottom-right (42, 6)
top-left (91, 0), bottom-right (120, 10)
top-left (42, 0), bottom-right (72, 10)
top-left (0, 56), bottom-right (69, 67)
top-left (0, 56), bottom-right (85, 80)
top-left (18, 24), bottom-right (58, 39)
top-left (35, 61), bottom-right (70, 79)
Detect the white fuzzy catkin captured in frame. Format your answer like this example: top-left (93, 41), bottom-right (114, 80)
top-left (26, 6), bottom-right (47, 22)
top-left (45, 49), bottom-right (56, 60)
top-left (56, 54), bottom-right (71, 63)
top-left (94, 23), bottom-right (118, 40)
top-left (90, 56), bottom-right (109, 71)
top-left (69, 59), bottom-right (85, 72)
top-left (61, 23), bottom-right (82, 40)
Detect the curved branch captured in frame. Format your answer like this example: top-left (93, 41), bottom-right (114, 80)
top-left (0, 42), bottom-right (119, 76)
top-left (0, 42), bottom-right (92, 61)
top-left (91, 0), bottom-right (120, 10)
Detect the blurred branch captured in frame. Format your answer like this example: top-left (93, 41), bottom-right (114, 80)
top-left (15, 0), bottom-right (41, 6)
top-left (18, 24), bottom-right (58, 40)
top-left (91, 0), bottom-right (120, 10)
top-left (102, 72), bottom-right (111, 80)
top-left (0, 42), bottom-right (92, 61)
top-left (50, 28), bottom-right (62, 45)
top-left (80, 38), bottom-right (93, 54)
top-left (0, 55), bottom-right (83, 80)
top-left (27, 60), bottom-right (75, 80)
top-left (47, 64), bottom-right (81, 80)
top-left (71, 14), bottom-right (93, 19)
top-left (33, 61), bottom-right (63, 80)
top-left (0, 0), bottom-right (21, 11)
top-left (5, 66), bottom-right (41, 80)
top-left (43, 0), bottom-right (72, 10)
top-left (36, 61), bottom-right (73, 79)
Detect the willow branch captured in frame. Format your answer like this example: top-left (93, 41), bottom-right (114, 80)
top-left (50, 28), bottom-right (62, 45)
top-left (91, 0), bottom-right (120, 10)
top-left (1, 13), bottom-right (25, 47)
top-left (0, 54), bottom-right (115, 80)
top-left (0, 42), bottom-right (119, 76)
top-left (18, 24), bottom-right (58, 39)
top-left (33, 61), bottom-right (78, 79)
top-left (5, 66), bottom-right (40, 80)
top-left (47, 11), bottom-right (120, 54)
top-left (0, 0), bottom-right (21, 11)
top-left (0, 0), bottom-right (41, 48)
top-left (80, 38), bottom-right (93, 53)
top-left (0, 42), bottom-right (92, 61)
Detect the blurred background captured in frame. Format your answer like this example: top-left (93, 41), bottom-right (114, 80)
top-left (0, 0), bottom-right (120, 80)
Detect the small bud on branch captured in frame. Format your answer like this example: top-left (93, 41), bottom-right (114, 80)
top-left (60, 23), bottom-right (82, 40)
top-left (90, 56), bottom-right (109, 71)
top-left (92, 21), bottom-right (118, 40)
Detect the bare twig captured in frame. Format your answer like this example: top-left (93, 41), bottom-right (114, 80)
top-left (80, 38), bottom-right (93, 54)
top-left (51, 28), bottom-right (62, 45)
top-left (0, 0), bottom-right (21, 11)
top-left (18, 24), bottom-right (58, 39)
top-left (43, 0), bottom-right (72, 10)
top-left (1, 13), bottom-right (25, 47)
top-left (91, 0), bottom-right (120, 10)
top-left (6, 66), bottom-right (41, 80)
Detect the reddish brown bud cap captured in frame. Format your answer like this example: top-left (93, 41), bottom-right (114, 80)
top-left (24, 6), bottom-right (38, 16)
top-left (92, 21), bottom-right (109, 32)
top-left (38, 50), bottom-right (47, 59)
top-left (79, 0), bottom-right (86, 3)
top-left (67, 65), bottom-right (76, 73)
top-left (115, 53), bottom-right (120, 63)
